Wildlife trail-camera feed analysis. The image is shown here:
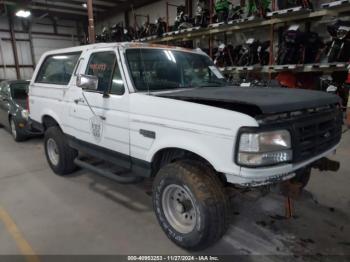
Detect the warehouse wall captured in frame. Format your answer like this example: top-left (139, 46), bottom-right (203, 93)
top-left (0, 15), bottom-right (81, 80)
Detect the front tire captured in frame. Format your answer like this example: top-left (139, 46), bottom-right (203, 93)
top-left (44, 126), bottom-right (78, 176)
top-left (153, 160), bottom-right (230, 250)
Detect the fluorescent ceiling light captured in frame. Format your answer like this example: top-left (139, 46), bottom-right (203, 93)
top-left (15, 10), bottom-right (31, 18)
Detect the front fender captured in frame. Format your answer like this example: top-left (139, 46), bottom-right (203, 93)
top-left (146, 131), bottom-right (241, 176)
top-left (40, 109), bottom-right (62, 130)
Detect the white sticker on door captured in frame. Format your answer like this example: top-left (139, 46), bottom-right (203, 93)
top-left (90, 115), bottom-right (103, 142)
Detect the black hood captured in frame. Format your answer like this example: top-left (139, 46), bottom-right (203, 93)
top-left (156, 87), bottom-right (340, 116)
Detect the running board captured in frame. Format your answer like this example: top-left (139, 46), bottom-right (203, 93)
top-left (74, 158), bottom-right (143, 184)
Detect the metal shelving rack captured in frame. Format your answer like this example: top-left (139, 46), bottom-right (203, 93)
top-left (219, 62), bottom-right (349, 74)
top-left (138, 0), bottom-right (350, 75)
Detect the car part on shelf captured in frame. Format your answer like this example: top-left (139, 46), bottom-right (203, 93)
top-left (174, 5), bottom-right (194, 30)
top-left (276, 72), bottom-right (321, 89)
top-left (237, 38), bottom-right (270, 66)
top-left (214, 43), bottom-right (234, 67)
top-left (214, 0), bottom-right (230, 23)
top-left (277, 0), bottom-right (313, 10)
top-left (195, 0), bottom-right (210, 27)
top-left (304, 31), bottom-right (324, 64)
top-left (327, 20), bottom-right (350, 63)
top-left (237, 38), bottom-right (260, 66)
top-left (247, 0), bottom-right (271, 18)
top-left (96, 23), bottom-right (137, 42)
top-left (228, 4), bottom-right (244, 21)
top-left (277, 25), bottom-right (305, 65)
top-left (155, 17), bottom-right (167, 37)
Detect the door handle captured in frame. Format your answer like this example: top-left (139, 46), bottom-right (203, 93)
top-left (74, 98), bottom-right (85, 104)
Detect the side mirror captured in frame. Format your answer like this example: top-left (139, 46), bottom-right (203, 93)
top-left (76, 74), bottom-right (99, 91)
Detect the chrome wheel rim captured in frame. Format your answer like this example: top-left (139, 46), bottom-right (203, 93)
top-left (10, 119), bottom-right (17, 139)
top-left (47, 138), bottom-right (59, 166)
top-left (162, 184), bottom-right (197, 234)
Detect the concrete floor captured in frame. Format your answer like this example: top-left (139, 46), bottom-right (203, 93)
top-left (0, 127), bottom-right (349, 258)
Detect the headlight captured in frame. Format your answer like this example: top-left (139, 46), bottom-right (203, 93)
top-left (237, 130), bottom-right (292, 167)
top-left (21, 110), bottom-right (29, 120)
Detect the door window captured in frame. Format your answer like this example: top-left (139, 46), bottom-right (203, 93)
top-left (35, 52), bottom-right (81, 85)
top-left (110, 64), bottom-right (125, 96)
top-left (86, 51), bottom-right (117, 93)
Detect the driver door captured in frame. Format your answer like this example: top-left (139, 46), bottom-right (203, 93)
top-left (69, 48), bottom-right (130, 160)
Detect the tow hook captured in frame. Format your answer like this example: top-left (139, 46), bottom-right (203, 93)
top-left (311, 157), bottom-right (340, 172)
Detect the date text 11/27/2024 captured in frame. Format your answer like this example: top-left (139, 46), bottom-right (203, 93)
top-left (127, 256), bottom-right (220, 261)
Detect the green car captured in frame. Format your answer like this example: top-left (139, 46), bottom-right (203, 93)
top-left (0, 80), bottom-right (42, 141)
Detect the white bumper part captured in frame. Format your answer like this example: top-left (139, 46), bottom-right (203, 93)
top-left (224, 144), bottom-right (338, 187)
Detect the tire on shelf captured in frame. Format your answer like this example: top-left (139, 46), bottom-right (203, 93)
top-left (153, 160), bottom-right (230, 250)
top-left (44, 126), bottom-right (78, 176)
top-left (238, 53), bottom-right (249, 66)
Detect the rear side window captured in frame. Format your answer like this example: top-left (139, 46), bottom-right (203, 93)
top-left (35, 52), bottom-right (81, 85)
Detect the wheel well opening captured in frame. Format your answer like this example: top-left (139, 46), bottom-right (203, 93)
top-left (151, 148), bottom-right (217, 177)
top-left (42, 116), bottom-right (59, 131)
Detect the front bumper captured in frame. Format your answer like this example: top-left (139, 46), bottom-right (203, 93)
top-left (224, 144), bottom-right (339, 187)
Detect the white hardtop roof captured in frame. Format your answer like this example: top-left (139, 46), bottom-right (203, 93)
top-left (42, 42), bottom-right (205, 56)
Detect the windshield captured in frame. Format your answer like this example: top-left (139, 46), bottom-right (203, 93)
top-left (10, 82), bottom-right (29, 100)
top-left (126, 49), bottom-right (227, 92)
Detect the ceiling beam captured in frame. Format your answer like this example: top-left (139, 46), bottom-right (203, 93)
top-left (30, 5), bottom-right (88, 16)
top-left (61, 0), bottom-right (117, 7)
top-left (102, 0), bottom-right (158, 20)
top-left (30, 0), bottom-right (107, 12)
top-left (4, 1), bottom-right (88, 16)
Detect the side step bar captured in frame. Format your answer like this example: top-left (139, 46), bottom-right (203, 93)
top-left (74, 159), bottom-right (143, 184)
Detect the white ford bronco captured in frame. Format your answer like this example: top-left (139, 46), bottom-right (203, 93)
top-left (29, 43), bottom-right (342, 250)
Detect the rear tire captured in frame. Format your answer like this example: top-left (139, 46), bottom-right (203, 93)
top-left (44, 126), bottom-right (78, 176)
top-left (9, 118), bottom-right (27, 142)
top-left (153, 160), bottom-right (230, 250)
